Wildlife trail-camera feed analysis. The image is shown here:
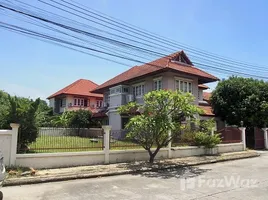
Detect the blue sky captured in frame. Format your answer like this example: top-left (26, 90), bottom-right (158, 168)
top-left (1, 0), bottom-right (268, 100)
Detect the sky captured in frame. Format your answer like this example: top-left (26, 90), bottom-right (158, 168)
top-left (1, 0), bottom-right (268, 100)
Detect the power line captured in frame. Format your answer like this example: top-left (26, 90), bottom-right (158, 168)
top-left (1, 1), bottom-right (268, 80)
top-left (67, 0), bottom-right (268, 69)
top-left (38, 0), bottom-right (268, 74)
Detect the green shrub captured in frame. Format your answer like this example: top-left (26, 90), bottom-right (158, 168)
top-left (193, 132), bottom-right (208, 147)
top-left (193, 132), bottom-right (222, 148)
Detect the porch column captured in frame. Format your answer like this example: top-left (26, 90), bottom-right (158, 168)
top-left (239, 127), bottom-right (246, 151)
top-left (262, 128), bottom-right (268, 150)
top-left (102, 125), bottom-right (111, 164)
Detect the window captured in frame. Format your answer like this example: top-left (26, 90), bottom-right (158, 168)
top-left (154, 78), bottom-right (162, 90)
top-left (60, 98), bottom-right (66, 107)
top-left (74, 98), bottom-right (85, 106)
top-left (123, 87), bottom-right (129, 93)
top-left (96, 100), bottom-right (103, 108)
top-left (110, 86), bottom-right (129, 95)
top-left (175, 78), bottom-right (193, 93)
top-left (133, 83), bottom-right (145, 97)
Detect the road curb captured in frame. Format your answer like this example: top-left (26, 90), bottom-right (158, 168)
top-left (3, 152), bottom-right (260, 187)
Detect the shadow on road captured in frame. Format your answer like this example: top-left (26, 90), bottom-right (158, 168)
top-left (117, 161), bottom-right (211, 179)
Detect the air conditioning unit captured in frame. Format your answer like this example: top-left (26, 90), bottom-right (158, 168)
top-left (126, 94), bottom-right (134, 103)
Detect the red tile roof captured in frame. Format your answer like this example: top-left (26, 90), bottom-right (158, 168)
top-left (203, 92), bottom-right (212, 102)
top-left (198, 84), bottom-right (209, 89)
top-left (92, 111), bottom-right (108, 118)
top-left (47, 79), bottom-right (103, 99)
top-left (92, 51), bottom-right (219, 93)
top-left (198, 105), bottom-right (214, 116)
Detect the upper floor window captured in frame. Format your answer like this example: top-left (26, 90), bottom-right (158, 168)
top-left (133, 83), bottom-right (145, 97)
top-left (175, 78), bottom-right (193, 93)
top-left (74, 98), bottom-right (85, 106)
top-left (154, 78), bottom-right (162, 91)
top-left (110, 85), bottom-right (129, 95)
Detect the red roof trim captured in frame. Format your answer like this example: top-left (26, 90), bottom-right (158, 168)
top-left (92, 51), bottom-right (219, 93)
top-left (47, 79), bottom-right (103, 99)
top-left (198, 84), bottom-right (209, 89)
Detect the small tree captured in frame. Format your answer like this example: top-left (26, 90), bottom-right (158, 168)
top-left (118, 90), bottom-right (201, 163)
top-left (68, 109), bottom-right (93, 128)
top-left (51, 109), bottom-right (96, 128)
top-left (7, 96), bottom-right (40, 147)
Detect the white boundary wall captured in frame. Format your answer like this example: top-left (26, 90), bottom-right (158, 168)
top-left (16, 143), bottom-right (243, 169)
top-left (0, 124), bottom-right (245, 168)
top-left (0, 123), bottom-right (20, 166)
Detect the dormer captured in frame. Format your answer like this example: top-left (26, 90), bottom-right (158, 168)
top-left (170, 51), bottom-right (193, 66)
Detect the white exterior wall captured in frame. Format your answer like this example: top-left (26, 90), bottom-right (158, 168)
top-left (108, 111), bottom-right (122, 130)
top-left (0, 130), bottom-right (12, 165)
top-left (16, 152), bottom-right (105, 169)
top-left (15, 143), bottom-right (244, 169)
top-left (49, 98), bottom-right (55, 108)
top-left (0, 124), bottom-right (20, 166)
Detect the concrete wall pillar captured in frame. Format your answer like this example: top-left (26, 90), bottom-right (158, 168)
top-left (239, 127), bottom-right (246, 151)
top-left (102, 125), bottom-right (111, 164)
top-left (262, 128), bottom-right (268, 150)
top-left (168, 129), bottom-right (172, 158)
top-left (10, 123), bottom-right (20, 165)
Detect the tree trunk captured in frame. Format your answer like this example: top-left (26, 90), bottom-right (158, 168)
top-left (149, 154), bottom-right (156, 163)
top-left (148, 147), bottom-right (161, 163)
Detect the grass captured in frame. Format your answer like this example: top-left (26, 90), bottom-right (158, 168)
top-left (25, 136), bottom-right (142, 153)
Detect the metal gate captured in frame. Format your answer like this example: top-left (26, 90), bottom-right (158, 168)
top-left (254, 127), bottom-right (265, 149)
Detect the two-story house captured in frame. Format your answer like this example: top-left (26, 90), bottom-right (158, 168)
top-left (47, 79), bottom-right (103, 114)
top-left (91, 51), bottom-right (219, 130)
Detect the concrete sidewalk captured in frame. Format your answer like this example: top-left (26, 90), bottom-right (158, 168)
top-left (4, 150), bottom-right (259, 186)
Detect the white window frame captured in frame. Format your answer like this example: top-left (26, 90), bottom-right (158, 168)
top-left (96, 100), bottom-right (103, 108)
top-left (74, 98), bottom-right (85, 106)
top-left (174, 77), bottom-right (193, 93)
top-left (109, 85), bottom-right (130, 96)
top-left (153, 77), bottom-right (162, 91)
top-left (132, 82), bottom-right (145, 98)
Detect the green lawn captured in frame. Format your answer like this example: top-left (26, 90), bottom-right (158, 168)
top-left (27, 136), bottom-right (142, 153)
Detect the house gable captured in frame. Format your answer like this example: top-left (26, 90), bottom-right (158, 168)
top-left (170, 50), bottom-right (193, 66)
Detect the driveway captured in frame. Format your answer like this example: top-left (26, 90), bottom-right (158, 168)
top-left (2, 151), bottom-right (268, 200)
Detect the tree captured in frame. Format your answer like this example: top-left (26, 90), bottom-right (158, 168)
top-left (0, 91), bottom-right (52, 148)
top-left (0, 90), bottom-right (10, 129)
top-left (51, 109), bottom-right (96, 128)
top-left (35, 100), bottom-right (54, 127)
top-left (69, 109), bottom-right (93, 128)
top-left (210, 76), bottom-right (268, 127)
top-left (118, 90), bottom-right (201, 163)
top-left (7, 96), bottom-right (40, 147)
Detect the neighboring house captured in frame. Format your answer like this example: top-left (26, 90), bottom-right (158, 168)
top-left (47, 79), bottom-right (103, 114)
top-left (91, 51), bottom-right (221, 130)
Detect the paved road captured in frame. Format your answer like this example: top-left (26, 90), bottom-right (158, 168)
top-left (2, 152), bottom-right (268, 200)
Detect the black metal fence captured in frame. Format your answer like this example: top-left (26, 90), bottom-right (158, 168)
top-left (110, 130), bottom-right (142, 150)
top-left (18, 127), bottom-right (104, 153)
